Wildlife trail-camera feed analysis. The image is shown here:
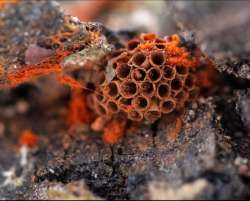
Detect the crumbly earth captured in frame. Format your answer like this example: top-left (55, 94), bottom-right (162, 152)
top-left (0, 1), bottom-right (249, 200)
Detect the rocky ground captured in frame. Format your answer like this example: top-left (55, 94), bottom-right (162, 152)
top-left (0, 1), bottom-right (249, 200)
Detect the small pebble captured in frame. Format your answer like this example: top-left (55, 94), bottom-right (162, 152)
top-left (235, 157), bottom-right (248, 166)
top-left (239, 165), bottom-right (249, 176)
top-left (191, 102), bottom-right (198, 109)
top-left (16, 100), bottom-right (29, 114)
top-left (189, 110), bottom-right (195, 116)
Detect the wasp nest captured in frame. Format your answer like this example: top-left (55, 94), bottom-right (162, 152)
top-left (90, 33), bottom-right (200, 122)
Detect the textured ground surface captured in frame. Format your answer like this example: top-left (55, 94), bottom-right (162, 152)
top-left (0, 1), bottom-right (249, 200)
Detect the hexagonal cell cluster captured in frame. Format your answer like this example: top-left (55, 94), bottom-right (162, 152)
top-left (90, 33), bottom-right (200, 122)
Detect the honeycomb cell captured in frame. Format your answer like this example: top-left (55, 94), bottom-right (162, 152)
top-left (149, 50), bottom-right (165, 67)
top-left (95, 92), bottom-right (105, 103)
top-left (163, 65), bottom-right (176, 80)
top-left (140, 81), bottom-right (155, 97)
top-left (107, 100), bottom-right (119, 113)
top-left (104, 81), bottom-right (119, 98)
top-left (112, 51), bottom-right (130, 64)
top-left (160, 99), bottom-right (176, 114)
top-left (131, 68), bottom-right (146, 82)
top-left (118, 97), bottom-right (132, 111)
top-left (120, 80), bottom-right (138, 98)
top-left (171, 78), bottom-right (183, 91)
top-left (130, 52), bottom-right (147, 67)
top-left (140, 57), bottom-right (150, 69)
top-left (110, 49), bottom-right (126, 58)
top-left (144, 110), bottom-right (161, 122)
top-left (155, 38), bottom-right (166, 44)
top-left (147, 67), bottom-right (162, 83)
top-left (116, 63), bottom-right (131, 80)
top-left (127, 39), bottom-right (140, 52)
top-left (95, 103), bottom-right (108, 115)
top-left (176, 66), bottom-right (189, 76)
top-left (132, 96), bottom-right (149, 111)
top-left (157, 82), bottom-right (170, 99)
top-left (128, 110), bottom-right (143, 121)
top-left (155, 43), bottom-right (166, 50)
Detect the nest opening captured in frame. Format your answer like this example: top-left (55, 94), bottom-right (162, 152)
top-left (163, 65), bottom-right (175, 80)
top-left (121, 81), bottom-right (138, 97)
top-left (131, 52), bottom-right (146, 66)
top-left (141, 81), bottom-right (154, 96)
top-left (96, 94), bottom-right (104, 102)
top-left (150, 51), bottom-right (165, 66)
top-left (96, 104), bottom-right (107, 115)
top-left (155, 38), bottom-right (166, 43)
top-left (132, 68), bottom-right (146, 81)
top-left (107, 82), bottom-right (119, 97)
top-left (116, 63), bottom-right (131, 79)
top-left (176, 66), bottom-right (188, 75)
top-left (110, 49), bottom-right (125, 58)
top-left (128, 110), bottom-right (143, 121)
top-left (158, 84), bottom-right (170, 98)
top-left (127, 40), bottom-right (140, 51)
top-left (119, 97), bottom-right (132, 106)
top-left (156, 44), bottom-right (166, 50)
top-left (171, 78), bottom-right (182, 91)
top-left (145, 110), bottom-right (161, 122)
top-left (107, 101), bottom-right (119, 113)
top-left (161, 99), bottom-right (175, 113)
top-left (147, 67), bottom-right (161, 82)
top-left (133, 96), bottom-right (148, 110)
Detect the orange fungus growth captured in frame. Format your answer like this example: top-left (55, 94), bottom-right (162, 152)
top-left (6, 48), bottom-right (72, 87)
top-left (66, 89), bottom-right (95, 125)
top-left (8, 64), bottom-right (62, 87)
top-left (103, 119), bottom-right (126, 144)
top-left (19, 129), bottom-right (38, 148)
top-left (168, 117), bottom-right (183, 141)
top-left (57, 74), bottom-right (84, 89)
